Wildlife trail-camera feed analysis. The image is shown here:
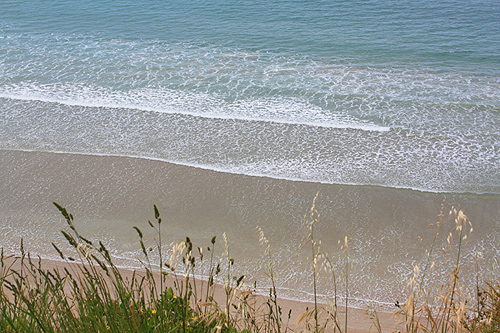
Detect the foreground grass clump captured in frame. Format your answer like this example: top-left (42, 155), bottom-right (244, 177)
top-left (1, 200), bottom-right (500, 332)
top-left (393, 205), bottom-right (500, 333)
top-left (0, 204), bottom-right (248, 333)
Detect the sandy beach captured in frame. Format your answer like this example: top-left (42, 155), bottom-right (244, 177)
top-left (1, 149), bottom-right (499, 330)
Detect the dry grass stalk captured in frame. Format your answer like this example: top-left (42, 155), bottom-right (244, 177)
top-left (395, 205), bottom-right (475, 333)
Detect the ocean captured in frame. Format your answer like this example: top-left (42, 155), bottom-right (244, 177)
top-left (1, 0), bottom-right (499, 308)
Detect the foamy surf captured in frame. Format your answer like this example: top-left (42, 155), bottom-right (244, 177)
top-left (1, 94), bottom-right (499, 194)
top-left (0, 83), bottom-right (389, 132)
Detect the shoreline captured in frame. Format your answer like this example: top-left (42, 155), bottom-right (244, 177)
top-left (2, 255), bottom-right (400, 332)
top-left (1, 248), bottom-right (395, 312)
top-left (2, 147), bottom-right (499, 197)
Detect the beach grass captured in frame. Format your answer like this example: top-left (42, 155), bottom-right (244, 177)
top-left (1, 200), bottom-right (499, 332)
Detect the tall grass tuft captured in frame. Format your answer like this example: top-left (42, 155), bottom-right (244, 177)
top-left (0, 202), bottom-right (305, 333)
top-left (466, 281), bottom-right (500, 332)
top-left (395, 206), bottom-right (477, 333)
top-left (297, 192), bottom-right (348, 333)
top-left (256, 226), bottom-right (289, 333)
top-left (0, 203), bottom-right (243, 332)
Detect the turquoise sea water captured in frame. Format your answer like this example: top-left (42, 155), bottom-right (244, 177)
top-left (1, 0), bottom-right (499, 194)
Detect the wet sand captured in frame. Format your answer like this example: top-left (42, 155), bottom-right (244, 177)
top-left (1, 149), bottom-right (499, 311)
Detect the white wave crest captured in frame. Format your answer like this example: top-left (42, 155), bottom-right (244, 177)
top-left (0, 83), bottom-right (389, 132)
